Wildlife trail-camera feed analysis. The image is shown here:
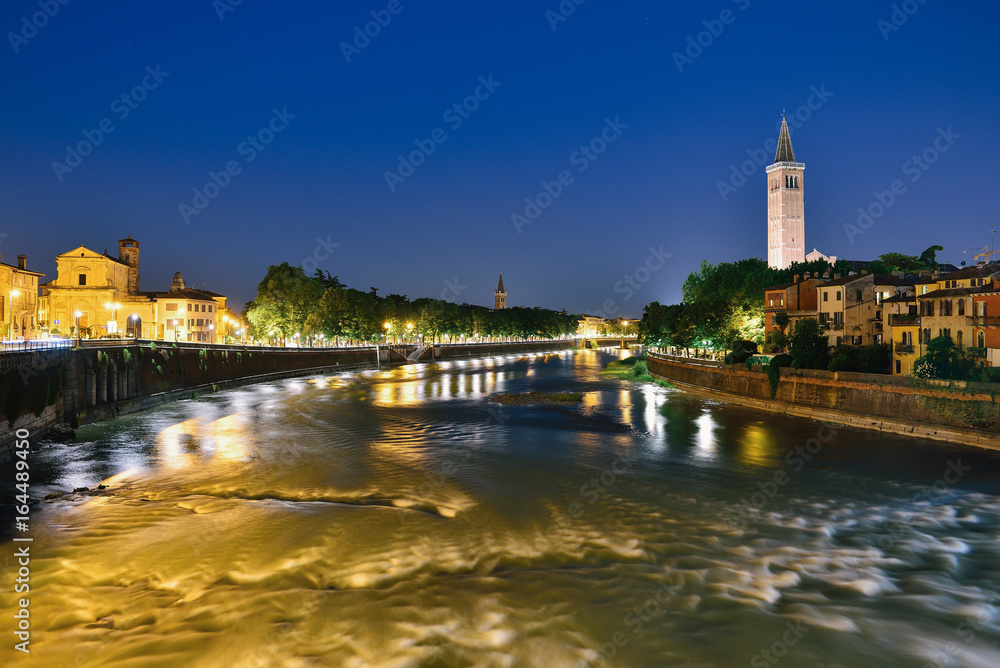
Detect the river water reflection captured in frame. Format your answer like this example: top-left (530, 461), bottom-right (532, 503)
top-left (3, 349), bottom-right (1000, 667)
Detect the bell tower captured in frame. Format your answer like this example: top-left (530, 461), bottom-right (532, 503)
top-left (765, 115), bottom-right (806, 269)
top-left (494, 273), bottom-right (507, 310)
top-left (118, 236), bottom-right (141, 294)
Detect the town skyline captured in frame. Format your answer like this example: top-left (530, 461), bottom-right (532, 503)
top-left (3, 3), bottom-right (997, 316)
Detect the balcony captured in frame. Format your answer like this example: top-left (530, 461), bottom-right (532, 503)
top-left (967, 316), bottom-right (1000, 327)
top-left (889, 314), bottom-right (921, 326)
top-left (894, 342), bottom-right (914, 355)
top-left (969, 347), bottom-right (989, 359)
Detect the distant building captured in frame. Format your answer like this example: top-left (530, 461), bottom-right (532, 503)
top-left (766, 115), bottom-right (806, 269)
top-left (494, 273), bottom-right (507, 310)
top-left (806, 249), bottom-right (837, 264)
top-left (39, 236), bottom-right (227, 341)
top-left (577, 314), bottom-right (605, 338)
top-left (0, 252), bottom-right (44, 339)
top-left (764, 273), bottom-right (828, 334)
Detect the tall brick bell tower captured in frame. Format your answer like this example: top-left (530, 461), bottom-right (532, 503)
top-left (118, 236), bottom-right (141, 294)
top-left (765, 114), bottom-right (806, 269)
top-left (494, 273), bottom-right (507, 310)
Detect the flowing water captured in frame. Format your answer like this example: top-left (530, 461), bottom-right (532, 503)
top-left (3, 349), bottom-right (1000, 667)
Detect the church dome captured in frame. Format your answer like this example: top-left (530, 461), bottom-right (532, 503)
top-left (171, 271), bottom-right (186, 291)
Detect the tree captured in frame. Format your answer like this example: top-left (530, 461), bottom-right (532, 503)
top-left (773, 311), bottom-right (790, 334)
top-left (788, 318), bottom-right (830, 370)
top-left (913, 335), bottom-right (972, 380)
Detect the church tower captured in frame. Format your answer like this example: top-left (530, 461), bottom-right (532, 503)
top-left (494, 273), bottom-right (507, 310)
top-left (765, 115), bottom-right (805, 269)
top-left (118, 236), bottom-right (141, 294)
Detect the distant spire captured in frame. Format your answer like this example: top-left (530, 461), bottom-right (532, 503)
top-left (496, 272), bottom-right (505, 293)
top-left (774, 114), bottom-right (795, 163)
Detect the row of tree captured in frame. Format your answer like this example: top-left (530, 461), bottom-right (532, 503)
top-left (244, 264), bottom-right (579, 345)
top-left (638, 257), bottom-right (845, 350)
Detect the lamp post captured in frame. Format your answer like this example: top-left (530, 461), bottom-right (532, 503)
top-left (209, 323), bottom-right (215, 344)
top-left (222, 315), bottom-right (230, 343)
top-left (74, 310), bottom-right (82, 346)
top-left (172, 319), bottom-right (180, 342)
top-left (384, 321), bottom-right (391, 345)
top-left (129, 314), bottom-right (139, 339)
top-left (406, 322), bottom-right (413, 343)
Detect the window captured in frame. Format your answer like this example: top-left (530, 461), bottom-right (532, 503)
top-left (958, 299), bottom-right (965, 316)
top-left (856, 290), bottom-right (863, 302)
top-left (957, 331), bottom-right (963, 348)
top-left (189, 319), bottom-right (194, 328)
top-left (895, 360), bottom-right (901, 374)
top-left (979, 331), bottom-right (986, 347)
top-left (78, 274), bottom-right (86, 286)
top-left (836, 291), bottom-right (842, 301)
top-left (823, 292), bottom-right (829, 302)
top-left (166, 303), bottom-right (177, 311)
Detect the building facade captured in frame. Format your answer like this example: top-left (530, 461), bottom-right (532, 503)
top-left (1, 253), bottom-right (44, 339)
top-left (39, 237), bottom-right (226, 341)
top-left (765, 116), bottom-right (806, 269)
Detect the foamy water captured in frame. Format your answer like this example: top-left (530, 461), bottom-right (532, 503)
top-left (3, 350), bottom-right (999, 667)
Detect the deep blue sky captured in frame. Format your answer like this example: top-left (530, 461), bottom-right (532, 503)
top-left (2, 1), bottom-right (998, 317)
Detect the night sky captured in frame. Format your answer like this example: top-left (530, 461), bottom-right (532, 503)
top-left (2, 1), bottom-right (997, 317)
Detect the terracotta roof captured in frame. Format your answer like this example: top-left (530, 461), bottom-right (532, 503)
top-left (819, 274), bottom-right (866, 288)
top-left (919, 287), bottom-right (979, 299)
top-left (764, 282), bottom-right (796, 292)
top-left (0, 262), bottom-right (44, 276)
top-left (938, 264), bottom-right (1000, 281)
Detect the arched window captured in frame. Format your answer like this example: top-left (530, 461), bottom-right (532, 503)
top-left (979, 331), bottom-right (986, 348)
top-left (957, 330), bottom-right (963, 348)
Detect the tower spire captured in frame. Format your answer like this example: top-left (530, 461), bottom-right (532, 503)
top-left (774, 115), bottom-right (795, 163)
top-left (494, 272), bottom-right (507, 310)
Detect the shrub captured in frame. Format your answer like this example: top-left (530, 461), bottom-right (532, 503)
top-left (763, 354), bottom-right (792, 398)
top-left (630, 361), bottom-right (649, 377)
top-left (788, 318), bottom-right (830, 370)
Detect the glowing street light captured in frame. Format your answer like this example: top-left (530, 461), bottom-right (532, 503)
top-left (129, 314), bottom-right (139, 339)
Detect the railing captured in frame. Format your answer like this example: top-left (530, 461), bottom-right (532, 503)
top-left (967, 316), bottom-right (1000, 327)
top-left (889, 314), bottom-right (921, 326)
top-left (968, 347), bottom-right (989, 359)
top-left (822, 322), bottom-right (844, 331)
top-left (0, 339), bottom-right (73, 354)
top-left (893, 342), bottom-right (914, 355)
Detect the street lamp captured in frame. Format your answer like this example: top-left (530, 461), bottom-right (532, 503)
top-left (209, 323), bottom-right (215, 344)
top-left (406, 322), bottom-right (413, 342)
top-left (129, 314), bottom-right (139, 339)
top-left (74, 310), bottom-right (82, 345)
top-left (172, 319), bottom-right (180, 342)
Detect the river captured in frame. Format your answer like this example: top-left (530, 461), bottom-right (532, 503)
top-left (3, 349), bottom-right (1000, 667)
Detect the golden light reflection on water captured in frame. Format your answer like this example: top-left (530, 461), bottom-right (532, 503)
top-left (156, 413), bottom-right (251, 468)
top-left (695, 412), bottom-right (717, 458)
top-left (737, 423), bottom-right (780, 467)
